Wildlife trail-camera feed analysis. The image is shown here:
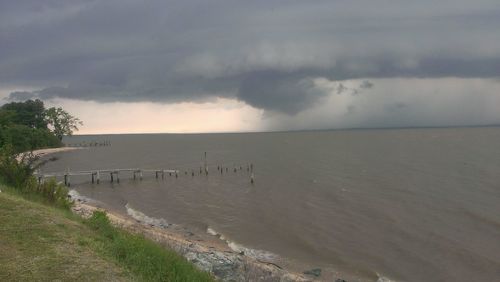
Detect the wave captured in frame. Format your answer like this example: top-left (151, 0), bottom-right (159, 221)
top-left (376, 273), bottom-right (397, 282)
top-left (68, 189), bottom-right (93, 203)
top-left (206, 226), bottom-right (278, 261)
top-left (125, 203), bottom-right (171, 229)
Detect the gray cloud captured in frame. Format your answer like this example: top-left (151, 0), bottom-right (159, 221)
top-left (360, 81), bottom-right (374, 89)
top-left (2, 0), bottom-right (500, 114)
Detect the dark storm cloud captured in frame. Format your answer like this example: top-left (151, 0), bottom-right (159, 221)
top-left (237, 71), bottom-right (326, 114)
top-left (2, 0), bottom-right (500, 113)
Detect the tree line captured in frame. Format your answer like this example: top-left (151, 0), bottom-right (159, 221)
top-left (0, 99), bottom-right (82, 153)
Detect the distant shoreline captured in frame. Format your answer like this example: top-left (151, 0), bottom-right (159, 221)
top-left (31, 147), bottom-right (84, 157)
top-left (16, 147), bottom-right (84, 162)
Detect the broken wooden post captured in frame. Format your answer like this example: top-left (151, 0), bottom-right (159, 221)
top-left (64, 167), bottom-right (71, 187)
top-left (64, 174), bottom-right (71, 187)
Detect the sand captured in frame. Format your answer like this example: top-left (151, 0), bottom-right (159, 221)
top-left (16, 147), bottom-right (84, 161)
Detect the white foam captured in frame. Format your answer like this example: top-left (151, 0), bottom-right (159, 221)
top-left (206, 226), bottom-right (278, 261)
top-left (125, 203), bottom-right (171, 228)
top-left (376, 273), bottom-right (397, 282)
top-left (207, 227), bottom-right (218, 236)
top-left (68, 189), bottom-right (93, 203)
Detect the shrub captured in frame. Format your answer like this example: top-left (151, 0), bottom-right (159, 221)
top-left (0, 145), bottom-right (36, 188)
top-left (0, 145), bottom-right (71, 209)
top-left (38, 178), bottom-right (72, 209)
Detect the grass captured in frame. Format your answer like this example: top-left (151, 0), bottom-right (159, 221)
top-left (0, 186), bottom-right (214, 282)
top-left (86, 211), bottom-right (213, 282)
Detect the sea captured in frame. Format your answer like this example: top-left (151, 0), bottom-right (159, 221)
top-left (41, 127), bottom-right (500, 281)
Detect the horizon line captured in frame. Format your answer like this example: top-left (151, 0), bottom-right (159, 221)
top-left (72, 123), bottom-right (500, 136)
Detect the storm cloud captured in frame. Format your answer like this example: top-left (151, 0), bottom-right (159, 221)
top-left (2, 0), bottom-right (500, 117)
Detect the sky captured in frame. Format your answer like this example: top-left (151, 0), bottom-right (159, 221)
top-left (1, 0), bottom-right (500, 134)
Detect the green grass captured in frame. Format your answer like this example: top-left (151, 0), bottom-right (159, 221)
top-left (0, 186), bottom-right (214, 282)
top-left (86, 211), bottom-right (213, 282)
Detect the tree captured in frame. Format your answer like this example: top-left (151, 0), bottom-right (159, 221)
top-left (45, 107), bottom-right (83, 141)
top-left (1, 99), bottom-right (47, 129)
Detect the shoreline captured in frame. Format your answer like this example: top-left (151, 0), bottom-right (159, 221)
top-left (31, 147), bottom-right (84, 157)
top-left (16, 146), bottom-right (84, 161)
top-left (40, 147), bottom-right (367, 281)
top-left (71, 199), bottom-right (315, 282)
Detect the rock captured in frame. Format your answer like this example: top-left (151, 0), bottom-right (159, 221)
top-left (336, 279), bottom-right (347, 282)
top-left (303, 268), bottom-right (322, 277)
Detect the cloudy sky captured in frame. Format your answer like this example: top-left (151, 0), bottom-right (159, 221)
top-left (1, 0), bottom-right (500, 134)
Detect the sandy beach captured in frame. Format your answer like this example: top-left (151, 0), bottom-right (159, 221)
top-left (16, 147), bottom-right (84, 162)
top-left (31, 147), bottom-right (84, 157)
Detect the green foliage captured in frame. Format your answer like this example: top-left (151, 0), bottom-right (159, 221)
top-left (38, 178), bottom-right (72, 209)
top-left (0, 99), bottom-right (78, 152)
top-left (1, 99), bottom-right (46, 129)
top-left (0, 146), bottom-right (71, 209)
top-left (45, 107), bottom-right (82, 141)
top-left (0, 145), bottom-right (37, 188)
top-left (87, 211), bottom-right (214, 282)
top-left (87, 211), bottom-right (116, 239)
top-left (0, 125), bottom-right (61, 153)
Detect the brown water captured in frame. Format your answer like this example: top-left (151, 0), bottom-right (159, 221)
top-left (42, 127), bottom-right (500, 281)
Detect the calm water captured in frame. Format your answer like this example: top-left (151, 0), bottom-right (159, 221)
top-left (42, 127), bottom-right (500, 281)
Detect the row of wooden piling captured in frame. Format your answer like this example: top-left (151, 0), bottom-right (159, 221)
top-left (36, 164), bottom-right (254, 187)
top-left (66, 140), bottom-right (111, 147)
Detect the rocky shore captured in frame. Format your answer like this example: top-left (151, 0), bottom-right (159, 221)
top-left (71, 200), bottom-right (318, 282)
